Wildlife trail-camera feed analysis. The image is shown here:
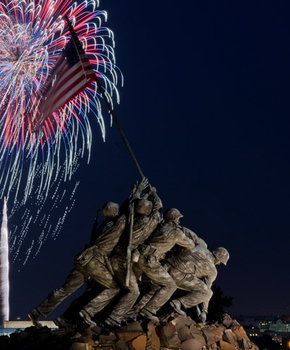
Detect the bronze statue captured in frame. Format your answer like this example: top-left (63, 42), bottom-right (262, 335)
top-left (28, 179), bottom-right (230, 332)
top-left (104, 185), bottom-right (163, 327)
top-left (135, 208), bottom-right (196, 323)
top-left (169, 246), bottom-right (230, 323)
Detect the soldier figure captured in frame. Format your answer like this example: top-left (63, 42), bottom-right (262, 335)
top-left (28, 183), bottom-right (144, 328)
top-left (104, 185), bottom-right (163, 327)
top-left (136, 208), bottom-right (196, 323)
top-left (169, 246), bottom-right (229, 323)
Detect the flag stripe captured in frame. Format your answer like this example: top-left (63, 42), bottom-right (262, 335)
top-left (42, 71), bottom-right (95, 119)
top-left (51, 62), bottom-right (93, 102)
top-left (52, 75), bottom-right (94, 114)
top-left (49, 58), bottom-right (90, 93)
top-left (41, 63), bottom-right (94, 115)
top-left (34, 35), bottom-right (95, 130)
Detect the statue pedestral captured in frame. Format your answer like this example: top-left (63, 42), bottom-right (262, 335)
top-left (67, 314), bottom-right (259, 350)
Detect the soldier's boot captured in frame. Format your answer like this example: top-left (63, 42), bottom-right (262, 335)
top-left (124, 309), bottom-right (137, 322)
top-left (79, 310), bottom-right (96, 327)
top-left (140, 309), bottom-right (159, 324)
top-left (104, 315), bottom-right (122, 328)
top-left (28, 308), bottom-right (43, 328)
top-left (170, 299), bottom-right (186, 316)
top-left (196, 305), bottom-right (207, 324)
top-left (54, 316), bottom-right (77, 333)
top-left (198, 311), bottom-right (207, 324)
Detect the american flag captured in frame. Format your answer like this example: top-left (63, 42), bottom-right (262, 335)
top-left (33, 30), bottom-right (95, 130)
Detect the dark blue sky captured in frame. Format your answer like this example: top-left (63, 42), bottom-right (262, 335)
top-left (10, 0), bottom-right (290, 318)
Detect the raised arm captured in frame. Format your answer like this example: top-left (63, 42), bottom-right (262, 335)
top-left (175, 227), bottom-right (196, 250)
top-left (147, 186), bottom-right (163, 212)
top-left (182, 227), bottom-right (208, 250)
top-left (119, 178), bottom-right (150, 214)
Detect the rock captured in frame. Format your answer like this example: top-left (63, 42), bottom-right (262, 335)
top-left (189, 324), bottom-right (205, 337)
top-left (223, 329), bottom-right (238, 347)
top-left (188, 326), bottom-right (206, 348)
top-left (240, 338), bottom-right (250, 350)
top-left (116, 331), bottom-right (144, 343)
top-left (202, 325), bottom-right (224, 346)
top-left (116, 322), bottom-right (145, 344)
top-left (222, 314), bottom-right (234, 328)
top-left (178, 326), bottom-right (192, 342)
top-left (159, 315), bottom-right (195, 349)
top-left (208, 343), bottom-right (218, 350)
top-left (146, 323), bottom-right (160, 350)
top-left (158, 320), bottom-right (181, 349)
top-left (115, 340), bottom-right (129, 350)
top-left (219, 340), bottom-right (236, 350)
top-left (231, 326), bottom-right (249, 342)
top-left (172, 316), bottom-right (195, 330)
top-left (160, 321), bottom-right (176, 340)
top-left (130, 334), bottom-right (147, 350)
top-left (99, 333), bottom-right (117, 346)
top-left (182, 338), bottom-right (206, 350)
top-left (250, 344), bottom-right (259, 350)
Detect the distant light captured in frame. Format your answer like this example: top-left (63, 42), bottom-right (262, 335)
top-left (287, 340), bottom-right (290, 348)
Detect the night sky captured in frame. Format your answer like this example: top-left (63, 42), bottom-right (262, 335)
top-left (9, 0), bottom-right (290, 319)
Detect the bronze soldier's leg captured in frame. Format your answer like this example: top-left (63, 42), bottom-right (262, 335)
top-left (107, 270), bottom-right (140, 324)
top-left (102, 257), bottom-right (141, 326)
top-left (174, 276), bottom-right (213, 311)
top-left (36, 269), bottom-right (85, 317)
top-left (134, 284), bottom-right (159, 313)
top-left (81, 261), bottom-right (120, 317)
top-left (140, 261), bottom-right (177, 315)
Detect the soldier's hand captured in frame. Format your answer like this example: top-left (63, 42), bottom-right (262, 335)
top-left (135, 178), bottom-right (149, 195)
top-left (139, 177), bottom-right (149, 190)
top-left (132, 178), bottom-right (150, 200)
top-left (150, 186), bottom-right (157, 194)
top-left (131, 180), bottom-right (141, 198)
top-left (132, 249), bottom-right (140, 263)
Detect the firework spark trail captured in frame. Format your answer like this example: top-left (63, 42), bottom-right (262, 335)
top-left (22, 240), bottom-right (34, 266)
top-left (12, 214), bottom-right (33, 263)
top-left (10, 177), bottom-right (81, 265)
top-left (10, 236), bottom-right (17, 252)
top-left (59, 190), bottom-right (67, 204)
top-left (0, 0), bottom-right (121, 204)
top-left (9, 226), bottom-right (18, 242)
top-left (70, 182), bottom-right (80, 200)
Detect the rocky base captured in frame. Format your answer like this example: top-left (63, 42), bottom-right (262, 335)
top-left (0, 314), bottom-right (259, 350)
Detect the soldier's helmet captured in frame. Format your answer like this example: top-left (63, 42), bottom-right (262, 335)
top-left (164, 208), bottom-right (183, 221)
top-left (102, 202), bottom-right (119, 217)
top-left (135, 199), bottom-right (153, 216)
top-left (213, 247), bottom-right (230, 265)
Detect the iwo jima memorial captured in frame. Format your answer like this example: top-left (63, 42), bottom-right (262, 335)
top-left (0, 6), bottom-right (259, 350)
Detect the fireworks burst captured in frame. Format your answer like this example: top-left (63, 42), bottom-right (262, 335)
top-left (0, 0), bottom-right (121, 203)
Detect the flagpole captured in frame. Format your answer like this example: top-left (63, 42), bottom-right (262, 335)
top-left (65, 16), bottom-right (145, 180)
top-left (95, 81), bottom-right (145, 180)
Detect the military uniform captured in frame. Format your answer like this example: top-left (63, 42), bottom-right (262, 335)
top-left (35, 215), bottom-right (126, 318)
top-left (168, 247), bottom-right (217, 313)
top-left (107, 191), bottom-right (162, 324)
top-left (137, 221), bottom-right (195, 316)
